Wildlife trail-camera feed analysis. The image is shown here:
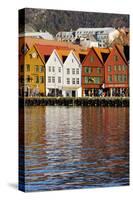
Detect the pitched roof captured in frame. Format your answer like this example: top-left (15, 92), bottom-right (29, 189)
top-left (19, 36), bottom-right (82, 51)
top-left (35, 44), bottom-right (54, 57)
top-left (93, 47), bottom-right (110, 63)
top-left (114, 44), bottom-right (128, 64)
top-left (56, 49), bottom-right (70, 63)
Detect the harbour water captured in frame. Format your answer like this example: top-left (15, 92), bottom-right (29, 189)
top-left (22, 106), bottom-right (129, 191)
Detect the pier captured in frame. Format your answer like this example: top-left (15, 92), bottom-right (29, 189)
top-left (19, 97), bottom-right (129, 107)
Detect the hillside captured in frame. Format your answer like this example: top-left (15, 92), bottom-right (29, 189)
top-left (19, 8), bottom-right (129, 35)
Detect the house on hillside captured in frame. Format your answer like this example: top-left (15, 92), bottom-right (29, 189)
top-left (56, 31), bottom-right (75, 42)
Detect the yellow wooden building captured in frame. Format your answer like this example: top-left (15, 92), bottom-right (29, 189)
top-left (19, 45), bottom-right (46, 96)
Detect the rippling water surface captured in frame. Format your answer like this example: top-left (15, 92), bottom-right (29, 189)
top-left (22, 106), bottom-right (129, 191)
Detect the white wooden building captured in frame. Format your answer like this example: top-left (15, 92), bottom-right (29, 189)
top-left (62, 50), bottom-right (82, 97)
top-left (45, 49), bottom-right (63, 96)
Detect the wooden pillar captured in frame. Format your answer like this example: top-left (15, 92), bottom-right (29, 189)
top-left (110, 88), bottom-right (113, 97)
top-left (92, 89), bottom-right (94, 97)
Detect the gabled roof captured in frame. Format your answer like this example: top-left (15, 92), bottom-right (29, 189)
top-left (45, 49), bottom-right (63, 66)
top-left (93, 47), bottom-right (110, 63)
top-left (56, 50), bottom-right (70, 63)
top-left (35, 44), bottom-right (54, 57)
top-left (114, 44), bottom-right (128, 64)
top-left (69, 50), bottom-right (81, 65)
top-left (104, 45), bottom-right (128, 65)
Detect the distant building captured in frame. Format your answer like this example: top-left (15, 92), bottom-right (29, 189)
top-left (56, 27), bottom-right (115, 48)
top-left (19, 31), bottom-right (54, 40)
top-left (76, 28), bottom-right (115, 48)
top-left (96, 32), bottom-right (109, 47)
top-left (56, 31), bottom-right (75, 42)
top-left (80, 34), bottom-right (98, 48)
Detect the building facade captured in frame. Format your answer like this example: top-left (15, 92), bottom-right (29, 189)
top-left (104, 46), bottom-right (129, 96)
top-left (45, 49), bottom-right (64, 96)
top-left (19, 45), bottom-right (45, 96)
top-left (82, 48), bottom-right (107, 96)
top-left (62, 50), bottom-right (82, 97)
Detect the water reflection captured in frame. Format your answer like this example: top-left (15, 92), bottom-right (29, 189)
top-left (23, 106), bottom-right (129, 191)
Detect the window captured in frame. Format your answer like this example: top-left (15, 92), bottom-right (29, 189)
top-left (35, 65), bottom-right (39, 72)
top-left (35, 76), bottom-right (39, 83)
top-left (72, 68), bottom-right (75, 74)
top-left (66, 78), bottom-right (70, 84)
top-left (58, 67), bottom-right (61, 73)
top-left (72, 78), bottom-right (75, 84)
top-left (49, 66), bottom-right (51, 72)
top-left (20, 65), bottom-right (24, 72)
top-left (40, 66), bottom-right (43, 72)
top-left (52, 76), bottom-right (55, 83)
top-left (85, 67), bottom-right (92, 73)
top-left (114, 65), bottom-right (117, 71)
top-left (85, 77), bottom-right (89, 84)
top-left (21, 45), bottom-right (28, 54)
top-left (85, 76), bottom-right (101, 84)
top-left (40, 76), bottom-right (44, 83)
top-left (76, 78), bottom-right (79, 84)
top-left (26, 64), bottom-right (30, 72)
top-left (67, 68), bottom-right (70, 74)
top-left (108, 75), bottom-right (112, 82)
top-left (118, 75), bottom-right (122, 82)
top-left (123, 74), bottom-right (127, 81)
top-left (58, 77), bottom-right (61, 83)
top-left (122, 65), bottom-right (127, 71)
top-left (108, 66), bottom-right (112, 72)
top-left (76, 68), bottom-right (79, 74)
top-left (97, 68), bottom-right (101, 74)
top-left (114, 75), bottom-right (118, 82)
top-left (90, 55), bottom-right (94, 63)
top-left (26, 75), bottom-right (30, 83)
top-left (48, 76), bottom-right (51, 83)
top-left (118, 65), bottom-right (122, 71)
top-left (95, 77), bottom-right (101, 84)
top-left (114, 55), bottom-right (118, 62)
top-left (72, 59), bottom-right (74, 63)
top-left (52, 66), bottom-right (55, 72)
top-left (20, 75), bottom-right (24, 83)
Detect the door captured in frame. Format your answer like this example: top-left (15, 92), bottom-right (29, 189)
top-left (72, 90), bottom-right (76, 97)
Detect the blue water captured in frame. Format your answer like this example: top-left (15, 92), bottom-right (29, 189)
top-left (21, 106), bottom-right (129, 191)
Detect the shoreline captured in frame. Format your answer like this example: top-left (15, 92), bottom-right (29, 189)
top-left (19, 97), bottom-right (129, 107)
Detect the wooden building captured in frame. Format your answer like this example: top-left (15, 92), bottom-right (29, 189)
top-left (104, 45), bottom-right (129, 96)
top-left (82, 47), bottom-right (110, 96)
top-left (19, 44), bottom-right (45, 97)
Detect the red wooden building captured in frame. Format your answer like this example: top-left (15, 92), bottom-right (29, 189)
top-left (104, 45), bottom-right (129, 96)
top-left (82, 47), bottom-right (110, 96)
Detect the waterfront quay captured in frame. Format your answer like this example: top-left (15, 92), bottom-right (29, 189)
top-left (20, 97), bottom-right (129, 107)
